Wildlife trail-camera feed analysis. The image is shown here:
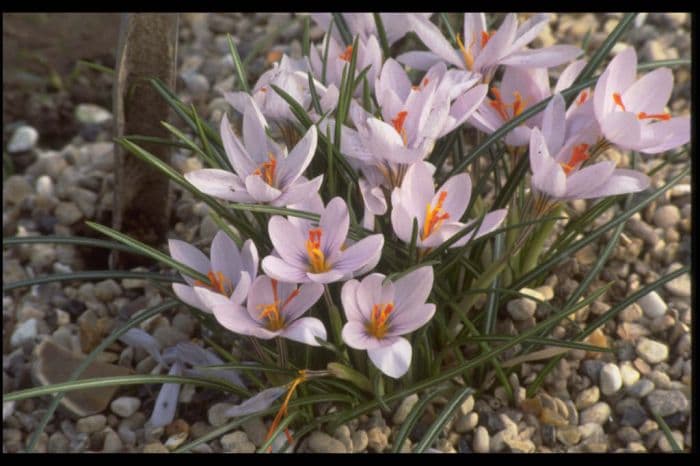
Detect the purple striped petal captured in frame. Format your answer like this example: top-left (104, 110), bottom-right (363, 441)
top-left (220, 112), bottom-right (256, 177)
top-left (500, 45), bottom-right (581, 68)
top-left (573, 168), bottom-right (650, 199)
top-left (149, 362), bottom-right (182, 427)
top-left (564, 161), bottom-right (616, 199)
top-left (305, 269), bottom-right (345, 284)
top-left (341, 279), bottom-right (364, 323)
top-left (276, 125), bottom-right (317, 188)
top-left (272, 175), bottom-right (323, 207)
top-left (210, 231), bottom-right (242, 287)
top-left (541, 94), bottom-right (566, 155)
top-left (409, 14), bottom-right (463, 68)
top-left (600, 111), bottom-right (642, 150)
top-left (282, 282), bottom-right (324, 323)
top-left (319, 197), bottom-right (349, 258)
top-left (637, 116), bottom-right (690, 153)
top-left (387, 303), bottom-right (436, 337)
top-left (622, 67), bottom-right (673, 115)
top-left (436, 173), bottom-right (471, 222)
top-left (241, 239), bottom-right (259, 283)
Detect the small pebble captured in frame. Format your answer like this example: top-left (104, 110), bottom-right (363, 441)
top-left (473, 426), bottom-right (490, 453)
top-left (308, 431), bottom-right (347, 453)
top-left (599, 363), bottom-right (623, 396)
top-left (619, 363), bottom-right (641, 387)
top-left (241, 417), bottom-right (267, 447)
top-left (636, 338), bottom-right (669, 364)
top-left (110, 397), bottom-right (141, 418)
top-left (392, 394), bottom-right (419, 424)
top-left (8, 125), bottom-right (39, 153)
top-left (652, 205), bottom-right (680, 228)
top-left (645, 390), bottom-right (688, 417)
top-left (48, 432), bottom-right (70, 452)
top-left (506, 289), bottom-right (542, 321)
top-left (664, 263), bottom-right (690, 297)
top-left (55, 202), bottom-right (83, 226)
top-left (351, 430), bottom-right (368, 453)
top-left (76, 415), bottom-right (107, 434)
top-left (143, 442), bottom-right (169, 453)
top-left (103, 429), bottom-right (123, 452)
top-left (580, 402), bottom-right (611, 425)
top-left (10, 318), bottom-right (38, 348)
top-left (454, 412), bottom-right (479, 433)
top-left (367, 426), bottom-right (388, 452)
top-left (221, 431), bottom-right (256, 453)
top-left (637, 291), bottom-right (667, 319)
top-left (75, 103), bottom-right (113, 125)
top-left (207, 402), bottom-right (233, 427)
top-left (657, 430), bottom-right (684, 453)
top-left (575, 386), bottom-right (600, 410)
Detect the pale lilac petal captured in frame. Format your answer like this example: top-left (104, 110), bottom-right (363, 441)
top-left (396, 51), bottom-right (444, 71)
top-left (241, 239), bottom-right (259, 282)
top-left (119, 328), bottom-right (162, 364)
top-left (224, 386), bottom-right (287, 418)
top-left (529, 129), bottom-right (566, 198)
top-left (463, 13), bottom-right (487, 52)
top-left (359, 177), bottom-right (387, 216)
top-left (600, 111), bottom-right (642, 149)
top-left (272, 175), bottom-right (324, 207)
top-left (400, 161), bottom-right (435, 220)
top-left (387, 303), bottom-right (436, 337)
top-left (501, 66), bottom-right (550, 114)
top-left (470, 209), bottom-right (508, 241)
top-left (474, 13), bottom-right (517, 72)
top-left (377, 58), bottom-right (412, 102)
top-left (320, 197), bottom-right (350, 258)
top-left (364, 118), bottom-right (416, 163)
top-left (341, 279), bottom-right (363, 323)
top-left (541, 93), bottom-right (566, 155)
top-left (564, 161), bottom-right (617, 199)
top-left (356, 273), bottom-right (394, 320)
top-left (409, 14), bottom-right (463, 68)
top-left (246, 275), bottom-right (277, 322)
top-left (262, 256), bottom-right (309, 283)
top-left (391, 198), bottom-right (416, 244)
top-left (276, 125), bottom-right (318, 188)
top-left (283, 282), bottom-right (324, 323)
top-left (638, 116), bottom-right (690, 153)
top-left (441, 84), bottom-right (488, 136)
top-left (368, 337), bottom-right (412, 379)
top-left (333, 235), bottom-right (384, 273)
top-left (622, 67), bottom-right (673, 115)
top-left (594, 47), bottom-right (637, 120)
top-left (223, 91), bottom-right (249, 115)
top-left (220, 113), bottom-right (256, 176)
top-left (504, 125), bottom-right (533, 147)
top-left (528, 127), bottom-right (550, 175)
top-left (185, 169), bottom-right (254, 203)
top-left (509, 13), bottom-right (550, 52)
top-left (572, 168), bottom-right (650, 199)
top-left (229, 272), bottom-right (251, 305)
top-left (242, 98), bottom-right (270, 163)
top-left (198, 287), bottom-right (276, 339)
top-left (554, 59), bottom-right (587, 94)
top-left (305, 269), bottom-right (345, 284)
top-left (435, 173), bottom-right (471, 222)
top-left (500, 45), bottom-right (582, 68)
top-left (168, 239), bottom-right (210, 285)
top-left (245, 174), bottom-right (282, 203)
top-left (149, 362), bottom-right (182, 427)
top-left (342, 321), bottom-right (384, 350)
top-left (210, 230), bottom-right (242, 286)
top-left (281, 317), bottom-right (327, 346)
top-left (393, 267), bottom-right (434, 313)
top-left (172, 283), bottom-right (208, 312)
top-left (266, 216), bottom-right (307, 268)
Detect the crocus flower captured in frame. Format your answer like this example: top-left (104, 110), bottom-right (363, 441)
top-left (399, 13), bottom-right (580, 81)
top-left (529, 95), bottom-right (650, 201)
top-left (391, 161), bottom-right (507, 249)
top-left (469, 59), bottom-right (588, 147)
top-left (195, 276), bottom-right (327, 346)
top-left (310, 13), bottom-right (431, 46)
top-left (225, 54), bottom-right (310, 125)
top-left (119, 328), bottom-right (243, 427)
top-left (185, 97), bottom-right (323, 207)
top-left (341, 267), bottom-right (436, 378)
top-left (169, 230), bottom-right (257, 313)
top-left (262, 197), bottom-right (384, 283)
top-left (309, 33), bottom-right (382, 96)
top-left (593, 47), bottom-right (690, 154)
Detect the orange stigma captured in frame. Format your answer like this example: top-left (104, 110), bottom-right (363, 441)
top-left (456, 33), bottom-right (476, 71)
top-left (480, 30), bottom-right (492, 48)
top-left (612, 92), bottom-right (626, 112)
top-left (253, 152), bottom-right (277, 186)
top-left (391, 110), bottom-right (409, 146)
top-left (257, 280), bottom-right (300, 331)
top-left (637, 111), bottom-right (671, 121)
top-left (489, 87), bottom-right (528, 121)
top-left (305, 228), bottom-right (329, 273)
top-left (422, 191), bottom-right (450, 240)
top-left (560, 143), bottom-right (590, 175)
top-left (265, 370), bottom-right (307, 451)
top-left (577, 90), bottom-right (589, 105)
top-left (366, 303), bottom-right (395, 339)
top-left (194, 271), bottom-right (233, 295)
top-left (339, 45), bottom-right (353, 61)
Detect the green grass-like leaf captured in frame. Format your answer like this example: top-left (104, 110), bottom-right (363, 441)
top-left (413, 386), bottom-right (474, 452)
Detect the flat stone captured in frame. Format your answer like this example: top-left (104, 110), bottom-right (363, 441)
top-left (657, 430), bottom-right (684, 452)
top-left (556, 426), bottom-right (581, 446)
top-left (95, 279), bottom-right (122, 302)
top-left (504, 437), bottom-right (535, 453)
top-left (473, 426), bottom-right (490, 453)
top-left (392, 394), bottom-right (419, 424)
top-left (308, 431), bottom-right (347, 453)
top-left (110, 397), bottom-right (141, 418)
top-left (580, 402), bottom-right (611, 425)
top-left (645, 390), bottom-right (688, 417)
top-left (652, 205), bottom-right (680, 228)
top-left (48, 432), bottom-right (70, 452)
top-left (636, 338), bottom-right (669, 364)
top-left (207, 402), bottom-right (233, 427)
top-left (506, 289), bottom-right (542, 320)
top-left (664, 263), bottom-right (690, 297)
top-left (599, 363), bottom-right (623, 396)
top-left (75, 103), bottom-right (113, 125)
top-left (76, 414), bottom-right (107, 434)
top-left (221, 431), bottom-right (256, 453)
top-left (617, 398), bottom-right (648, 427)
top-left (637, 291), bottom-right (667, 319)
top-left (8, 125), bottom-right (39, 152)
top-left (454, 411), bottom-right (479, 433)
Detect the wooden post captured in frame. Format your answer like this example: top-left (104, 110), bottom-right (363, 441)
top-left (112, 13), bottom-right (179, 268)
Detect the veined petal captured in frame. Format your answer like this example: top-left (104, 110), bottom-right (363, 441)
top-left (242, 97), bottom-right (270, 163)
top-left (530, 128), bottom-right (566, 198)
top-left (541, 93), bottom-right (566, 155)
top-left (244, 174), bottom-right (282, 203)
top-left (622, 67), bottom-right (673, 115)
top-left (172, 283), bottom-right (208, 312)
top-left (554, 59), bottom-right (587, 94)
top-left (463, 13), bottom-right (487, 53)
top-left (281, 317), bottom-right (327, 346)
top-left (387, 303), bottom-right (436, 337)
top-left (356, 273), bottom-right (393, 321)
top-left (229, 272), bottom-right (251, 305)
top-left (262, 255), bottom-right (309, 283)
top-left (305, 269), bottom-right (345, 284)
top-left (509, 13), bottom-right (550, 52)
top-left (276, 125), bottom-right (317, 188)
top-left (436, 173), bottom-right (471, 222)
top-left (501, 45), bottom-right (582, 68)
top-left (409, 14), bottom-right (464, 68)
top-left (393, 266), bottom-right (434, 313)
top-left (594, 47), bottom-right (637, 120)
top-left (272, 175), bottom-right (324, 207)
top-left (441, 84), bottom-right (488, 136)
top-left (368, 337), bottom-right (412, 378)
top-left (320, 197), bottom-right (350, 258)
top-left (571, 168), bottom-right (650, 199)
top-left (341, 279), bottom-right (364, 323)
top-left (378, 58), bottom-right (412, 102)
top-left (342, 321), bottom-right (384, 350)
top-left (396, 51), bottom-right (444, 71)
top-left (196, 287), bottom-right (274, 339)
top-left (185, 169), bottom-right (253, 203)
top-left (241, 239), bottom-right (259, 283)
top-left (220, 113), bottom-right (256, 177)
top-left (283, 282), bottom-right (324, 323)
top-left (564, 161), bottom-right (616, 199)
top-left (600, 111), bottom-right (642, 150)
top-left (637, 116), bottom-right (690, 153)
top-left (210, 230), bottom-right (243, 287)
top-left (267, 216), bottom-right (307, 268)
top-left (168, 239), bottom-right (210, 285)
top-left (474, 13), bottom-right (517, 72)
top-left (333, 234), bottom-right (384, 273)
top-left (390, 198), bottom-right (416, 244)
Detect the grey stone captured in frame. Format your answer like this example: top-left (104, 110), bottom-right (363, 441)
top-left (103, 428), bottom-right (124, 452)
top-left (110, 396), bottom-right (141, 418)
top-left (48, 431), bottom-right (70, 452)
top-left (75, 104), bottom-right (113, 125)
top-left (580, 402), bottom-right (611, 425)
top-left (664, 263), bottom-right (690, 297)
top-left (182, 72), bottom-right (210, 97)
top-left (652, 205), bottom-right (680, 228)
top-left (617, 398), bottom-right (648, 427)
top-left (308, 431), bottom-right (347, 453)
top-left (636, 338), bottom-right (669, 364)
top-left (473, 426), bottom-right (490, 453)
top-left (4, 175), bottom-right (33, 205)
top-left (10, 318), bottom-right (38, 348)
top-left (95, 279), bottom-right (122, 302)
top-left (153, 325), bottom-right (189, 348)
top-left (8, 125), bottom-right (39, 153)
top-left (76, 414), bottom-right (107, 434)
top-left (55, 202), bottom-right (83, 225)
top-left (617, 426), bottom-right (641, 444)
top-left (207, 402), bottom-right (233, 427)
top-left (506, 290), bottom-right (541, 321)
top-left (221, 431), bottom-right (256, 453)
top-left (645, 390), bottom-right (688, 417)
top-left (392, 394), bottom-right (419, 424)
top-left (600, 363), bottom-right (623, 396)
top-left (556, 426), bottom-right (581, 446)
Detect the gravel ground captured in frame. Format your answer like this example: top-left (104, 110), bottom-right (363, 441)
top-left (2, 12), bottom-right (691, 453)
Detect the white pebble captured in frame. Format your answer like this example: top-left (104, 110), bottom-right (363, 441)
top-left (599, 363), bottom-right (623, 395)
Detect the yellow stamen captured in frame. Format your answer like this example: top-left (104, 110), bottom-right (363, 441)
top-left (339, 45), bottom-right (353, 61)
top-left (612, 92), bottom-right (626, 112)
top-left (560, 143), bottom-right (590, 175)
top-left (456, 33), bottom-right (476, 71)
top-left (511, 91), bottom-right (526, 117)
top-left (305, 228), bottom-right (329, 273)
top-left (252, 152), bottom-right (277, 186)
top-left (256, 279), bottom-right (302, 332)
top-left (265, 370), bottom-right (307, 451)
top-left (422, 191), bottom-right (450, 240)
top-left (366, 303), bottom-right (395, 339)
top-left (193, 271), bottom-right (233, 295)
top-left (637, 111), bottom-right (671, 121)
top-left (391, 110), bottom-right (409, 146)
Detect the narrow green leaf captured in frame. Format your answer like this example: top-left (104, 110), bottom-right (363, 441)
top-left (332, 13), bottom-right (353, 46)
top-left (373, 13), bottom-right (391, 58)
top-left (302, 15), bottom-right (311, 57)
top-left (256, 411), bottom-right (300, 453)
top-left (391, 386), bottom-right (451, 453)
top-left (652, 410), bottom-right (683, 453)
top-left (227, 34), bottom-right (250, 93)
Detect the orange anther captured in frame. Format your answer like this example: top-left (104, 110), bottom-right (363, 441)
top-left (422, 191), bottom-right (450, 240)
top-left (577, 90), bottom-right (588, 105)
top-left (612, 92), bottom-right (626, 112)
top-left (339, 45), bottom-right (353, 61)
top-left (637, 111), bottom-right (671, 121)
top-left (560, 143), bottom-right (590, 175)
